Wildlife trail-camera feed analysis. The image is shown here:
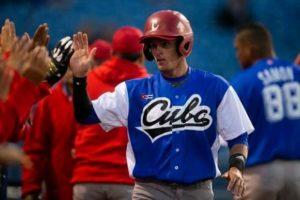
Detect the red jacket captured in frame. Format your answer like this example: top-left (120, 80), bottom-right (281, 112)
top-left (22, 83), bottom-right (76, 200)
top-left (0, 72), bottom-right (50, 143)
top-left (71, 57), bottom-right (148, 184)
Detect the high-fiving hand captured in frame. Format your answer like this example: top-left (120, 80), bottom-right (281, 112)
top-left (7, 34), bottom-right (33, 72)
top-left (46, 36), bottom-right (73, 86)
top-left (69, 32), bottom-right (96, 78)
top-left (21, 46), bottom-right (51, 85)
top-left (6, 33), bottom-right (51, 85)
top-left (31, 23), bottom-right (50, 50)
top-left (0, 19), bottom-right (17, 54)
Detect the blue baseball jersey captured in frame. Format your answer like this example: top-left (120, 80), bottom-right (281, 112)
top-left (231, 58), bottom-right (300, 167)
top-left (92, 67), bottom-right (253, 184)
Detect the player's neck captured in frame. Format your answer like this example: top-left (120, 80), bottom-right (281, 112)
top-left (253, 51), bottom-right (276, 64)
top-left (161, 59), bottom-right (189, 78)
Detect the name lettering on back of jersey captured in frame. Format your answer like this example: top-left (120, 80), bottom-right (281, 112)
top-left (257, 67), bottom-right (294, 86)
top-left (136, 94), bottom-right (212, 142)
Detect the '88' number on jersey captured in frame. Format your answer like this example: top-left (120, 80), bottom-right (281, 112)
top-left (262, 82), bottom-right (300, 122)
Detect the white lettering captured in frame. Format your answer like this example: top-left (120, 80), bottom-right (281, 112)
top-left (257, 67), bottom-right (294, 86)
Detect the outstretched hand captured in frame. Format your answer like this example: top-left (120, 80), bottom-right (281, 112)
top-left (69, 32), bottom-right (96, 77)
top-left (31, 23), bottom-right (50, 49)
top-left (6, 33), bottom-right (50, 85)
top-left (46, 36), bottom-right (74, 86)
top-left (0, 19), bottom-right (17, 54)
top-left (21, 46), bottom-right (51, 85)
top-left (7, 34), bottom-right (33, 72)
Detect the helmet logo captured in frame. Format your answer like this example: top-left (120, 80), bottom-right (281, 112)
top-left (177, 22), bottom-right (185, 33)
top-left (151, 19), bottom-right (159, 31)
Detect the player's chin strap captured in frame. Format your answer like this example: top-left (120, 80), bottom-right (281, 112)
top-left (229, 153), bottom-right (246, 172)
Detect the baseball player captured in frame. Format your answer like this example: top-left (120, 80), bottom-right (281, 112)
top-left (22, 70), bottom-right (77, 200)
top-left (0, 19), bottom-right (74, 143)
top-left (69, 10), bottom-right (254, 200)
top-left (72, 26), bottom-right (148, 200)
top-left (0, 19), bottom-right (73, 199)
top-left (231, 23), bottom-right (300, 200)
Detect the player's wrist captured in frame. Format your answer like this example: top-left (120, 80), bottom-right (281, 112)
top-left (46, 60), bottom-right (67, 86)
top-left (229, 153), bottom-right (246, 172)
top-left (73, 71), bottom-right (88, 78)
top-left (73, 76), bottom-right (87, 87)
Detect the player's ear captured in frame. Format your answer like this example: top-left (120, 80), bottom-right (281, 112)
top-left (176, 37), bottom-right (183, 56)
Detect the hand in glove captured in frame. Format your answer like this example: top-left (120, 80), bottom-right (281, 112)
top-left (46, 36), bottom-right (73, 86)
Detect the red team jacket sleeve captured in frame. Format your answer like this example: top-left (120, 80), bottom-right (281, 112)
top-left (0, 73), bottom-right (50, 143)
top-left (22, 99), bottom-right (51, 196)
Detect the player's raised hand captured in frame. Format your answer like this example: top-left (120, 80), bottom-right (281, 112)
top-left (7, 34), bottom-right (33, 72)
top-left (0, 19), bottom-right (17, 54)
top-left (70, 32), bottom-right (96, 78)
top-left (222, 167), bottom-right (244, 199)
top-left (7, 34), bottom-right (50, 85)
top-left (21, 46), bottom-right (51, 85)
top-left (31, 23), bottom-right (50, 49)
top-left (0, 59), bottom-right (14, 101)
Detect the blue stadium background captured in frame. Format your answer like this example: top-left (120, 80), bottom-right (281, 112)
top-left (0, 0), bottom-right (299, 199)
top-left (1, 0), bottom-right (299, 79)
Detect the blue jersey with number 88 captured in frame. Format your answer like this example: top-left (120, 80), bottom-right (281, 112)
top-left (231, 58), bottom-right (300, 167)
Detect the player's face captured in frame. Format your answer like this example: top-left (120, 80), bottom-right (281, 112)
top-left (149, 39), bottom-right (183, 72)
top-left (234, 37), bottom-right (253, 69)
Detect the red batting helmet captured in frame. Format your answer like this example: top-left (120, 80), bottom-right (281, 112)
top-left (140, 10), bottom-right (194, 61)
